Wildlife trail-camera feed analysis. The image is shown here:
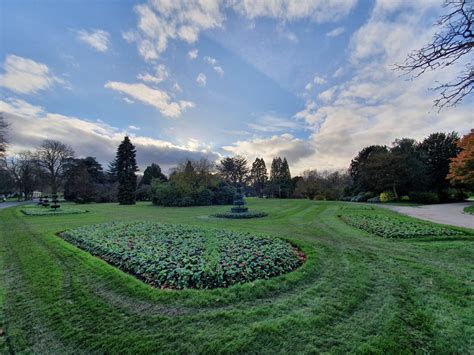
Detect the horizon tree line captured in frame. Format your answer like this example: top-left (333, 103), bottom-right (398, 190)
top-left (0, 124), bottom-right (472, 204)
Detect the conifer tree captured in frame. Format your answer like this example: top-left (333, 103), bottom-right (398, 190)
top-left (115, 136), bottom-right (138, 205)
top-left (250, 158), bottom-right (268, 197)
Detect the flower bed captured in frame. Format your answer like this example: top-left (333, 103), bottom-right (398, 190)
top-left (212, 211), bottom-right (268, 219)
top-left (21, 205), bottom-right (88, 216)
top-left (60, 221), bottom-right (303, 289)
top-left (340, 213), bottom-right (467, 238)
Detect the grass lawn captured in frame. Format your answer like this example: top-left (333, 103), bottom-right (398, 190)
top-left (465, 205), bottom-right (474, 215)
top-left (0, 199), bottom-right (473, 353)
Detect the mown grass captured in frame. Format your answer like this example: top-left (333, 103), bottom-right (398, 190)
top-left (0, 199), bottom-right (473, 353)
top-left (465, 205), bottom-right (474, 215)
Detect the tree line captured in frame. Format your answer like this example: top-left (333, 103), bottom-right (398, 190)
top-left (0, 112), bottom-right (472, 205)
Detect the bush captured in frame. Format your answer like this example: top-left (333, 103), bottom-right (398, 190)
top-left (351, 192), bottom-right (368, 202)
top-left (212, 184), bottom-right (235, 205)
top-left (409, 191), bottom-right (439, 204)
top-left (367, 196), bottom-right (380, 203)
top-left (136, 185), bottom-right (152, 201)
top-left (340, 196), bottom-right (352, 201)
top-left (400, 195), bottom-right (410, 201)
top-left (379, 191), bottom-right (396, 202)
top-left (95, 183), bottom-right (118, 203)
top-left (314, 194), bottom-right (326, 200)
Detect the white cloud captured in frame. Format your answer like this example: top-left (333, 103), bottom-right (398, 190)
top-left (125, 1), bottom-right (224, 61)
top-left (318, 87), bottom-right (336, 102)
top-left (247, 115), bottom-right (304, 133)
top-left (0, 55), bottom-right (63, 94)
top-left (125, 0), bottom-right (356, 61)
top-left (305, 83), bottom-right (313, 91)
top-left (188, 49), bottom-right (198, 59)
top-left (213, 66), bottom-right (224, 76)
top-left (326, 26), bottom-right (345, 37)
top-left (76, 29), bottom-right (110, 52)
top-left (196, 73), bottom-right (207, 87)
top-left (0, 98), bottom-right (218, 172)
top-left (223, 134), bottom-right (315, 169)
top-left (291, 0), bottom-right (473, 172)
top-left (313, 75), bottom-right (327, 84)
top-left (172, 82), bottom-right (182, 93)
top-left (104, 81), bottom-right (194, 118)
top-left (230, 0), bottom-right (358, 23)
top-left (123, 97), bottom-right (135, 104)
top-left (137, 64), bottom-right (169, 83)
top-left (204, 56), bottom-right (217, 65)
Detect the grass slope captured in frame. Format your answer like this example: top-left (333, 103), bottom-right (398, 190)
top-left (0, 199), bottom-right (473, 353)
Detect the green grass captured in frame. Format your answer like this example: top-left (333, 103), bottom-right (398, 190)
top-left (464, 205), bottom-right (474, 215)
top-left (0, 199), bottom-right (473, 353)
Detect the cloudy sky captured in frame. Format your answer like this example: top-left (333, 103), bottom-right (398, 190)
top-left (1, 0), bottom-right (472, 174)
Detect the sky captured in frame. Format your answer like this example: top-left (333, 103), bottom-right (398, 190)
top-left (0, 0), bottom-right (472, 175)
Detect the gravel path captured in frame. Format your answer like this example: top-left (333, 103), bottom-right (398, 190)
top-left (378, 202), bottom-right (474, 229)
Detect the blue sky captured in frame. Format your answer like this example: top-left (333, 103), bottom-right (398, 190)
top-left (1, 0), bottom-right (472, 174)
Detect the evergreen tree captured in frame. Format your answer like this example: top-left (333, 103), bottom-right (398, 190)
top-left (280, 158), bottom-right (292, 198)
top-left (140, 163), bottom-right (167, 186)
top-left (115, 136), bottom-right (138, 205)
top-left (250, 158), bottom-right (268, 197)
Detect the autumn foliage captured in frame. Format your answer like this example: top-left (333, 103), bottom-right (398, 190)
top-left (447, 129), bottom-right (474, 187)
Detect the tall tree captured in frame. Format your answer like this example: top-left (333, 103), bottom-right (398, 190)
top-left (115, 136), bottom-right (138, 205)
top-left (217, 156), bottom-right (249, 186)
top-left (140, 163), bottom-right (167, 186)
top-left (280, 158), bottom-right (292, 198)
top-left (63, 157), bottom-right (104, 202)
top-left (0, 114), bottom-right (8, 158)
top-left (64, 160), bottom-right (95, 203)
top-left (250, 158), bottom-right (267, 197)
top-left (448, 129), bottom-right (474, 188)
top-left (37, 140), bottom-right (74, 194)
top-left (397, 0), bottom-right (473, 109)
top-left (6, 151), bottom-right (39, 200)
top-left (349, 145), bottom-right (389, 193)
top-left (418, 132), bottom-right (460, 198)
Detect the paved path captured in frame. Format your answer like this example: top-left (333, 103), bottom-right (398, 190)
top-left (378, 202), bottom-right (474, 229)
top-left (0, 200), bottom-right (34, 210)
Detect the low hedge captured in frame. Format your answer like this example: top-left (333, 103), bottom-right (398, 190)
top-left (212, 211), bottom-right (268, 219)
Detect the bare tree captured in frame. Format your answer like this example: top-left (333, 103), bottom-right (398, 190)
top-left (0, 114), bottom-right (8, 158)
top-left (37, 140), bottom-right (74, 194)
top-left (6, 151), bottom-right (39, 200)
top-left (397, 0), bottom-right (473, 109)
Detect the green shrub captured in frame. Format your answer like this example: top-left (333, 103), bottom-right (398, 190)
top-left (379, 191), bottom-right (395, 202)
top-left (367, 196), bottom-right (380, 203)
top-left (61, 222), bottom-right (302, 289)
top-left (351, 192), bottom-right (368, 202)
top-left (409, 191), bottom-right (439, 204)
top-left (400, 195), bottom-right (410, 201)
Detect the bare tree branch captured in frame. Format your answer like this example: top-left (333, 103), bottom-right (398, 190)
top-left (396, 0), bottom-right (473, 110)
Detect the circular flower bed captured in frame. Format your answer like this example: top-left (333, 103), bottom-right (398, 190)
top-left (212, 211), bottom-right (268, 219)
top-left (60, 222), bottom-right (304, 289)
top-left (21, 205), bottom-right (88, 216)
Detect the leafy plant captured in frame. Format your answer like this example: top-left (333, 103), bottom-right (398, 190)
top-left (61, 221), bottom-right (302, 289)
top-left (340, 213), bottom-right (466, 238)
